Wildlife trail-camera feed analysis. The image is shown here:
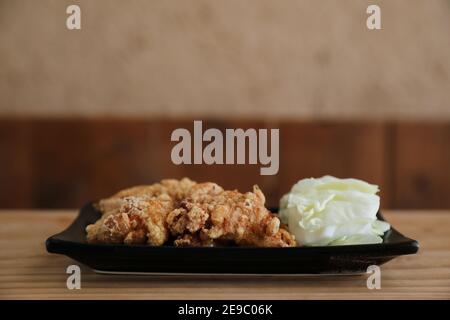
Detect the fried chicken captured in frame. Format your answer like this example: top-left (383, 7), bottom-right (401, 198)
top-left (86, 178), bottom-right (195, 245)
top-left (95, 178), bottom-right (196, 216)
top-left (168, 185), bottom-right (296, 247)
top-left (86, 194), bottom-right (175, 245)
top-left (86, 178), bottom-right (296, 247)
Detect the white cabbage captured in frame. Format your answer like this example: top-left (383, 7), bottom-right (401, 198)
top-left (279, 176), bottom-right (390, 246)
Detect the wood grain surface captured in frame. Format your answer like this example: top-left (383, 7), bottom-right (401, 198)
top-left (0, 211), bottom-right (449, 300)
top-left (394, 123), bottom-right (450, 209)
top-left (2, 119), bottom-right (450, 210)
top-left (0, 119), bottom-right (388, 209)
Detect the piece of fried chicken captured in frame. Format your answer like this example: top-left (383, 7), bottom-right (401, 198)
top-left (167, 184), bottom-right (296, 247)
top-left (86, 194), bottom-right (175, 245)
top-left (86, 178), bottom-right (195, 245)
top-left (95, 178), bottom-right (197, 216)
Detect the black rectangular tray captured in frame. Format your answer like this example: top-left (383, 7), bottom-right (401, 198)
top-left (46, 203), bottom-right (419, 275)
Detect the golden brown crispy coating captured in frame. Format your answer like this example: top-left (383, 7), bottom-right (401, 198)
top-left (96, 178), bottom-right (196, 215)
top-left (86, 194), bottom-right (175, 245)
top-left (86, 178), bottom-right (296, 247)
top-left (173, 233), bottom-right (215, 247)
top-left (167, 185), bottom-right (296, 247)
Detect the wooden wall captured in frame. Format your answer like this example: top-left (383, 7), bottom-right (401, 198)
top-left (0, 118), bottom-right (448, 209)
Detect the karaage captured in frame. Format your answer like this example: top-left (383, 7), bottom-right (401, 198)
top-left (86, 178), bottom-right (296, 247)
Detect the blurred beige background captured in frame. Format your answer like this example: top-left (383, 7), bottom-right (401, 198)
top-left (0, 0), bottom-right (449, 120)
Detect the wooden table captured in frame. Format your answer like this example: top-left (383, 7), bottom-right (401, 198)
top-left (1, 210), bottom-right (449, 300)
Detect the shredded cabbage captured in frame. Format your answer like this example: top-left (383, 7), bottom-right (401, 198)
top-left (279, 176), bottom-right (390, 246)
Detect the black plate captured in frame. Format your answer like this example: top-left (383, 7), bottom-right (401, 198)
top-left (46, 202), bottom-right (419, 275)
